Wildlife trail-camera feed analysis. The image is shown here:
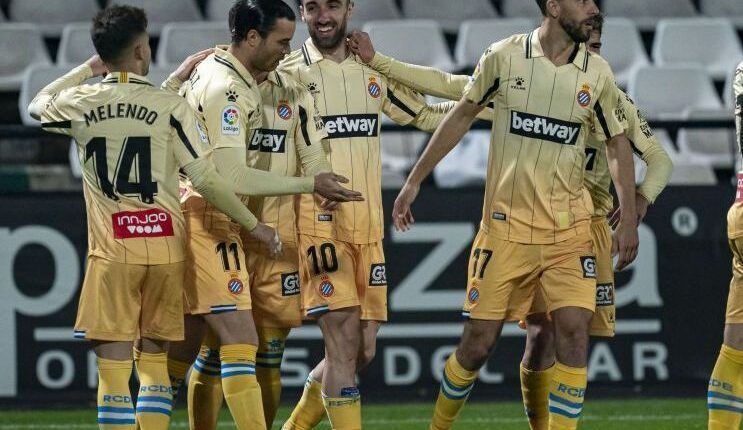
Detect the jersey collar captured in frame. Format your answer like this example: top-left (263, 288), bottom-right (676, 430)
top-left (300, 38), bottom-right (326, 65)
top-left (525, 29), bottom-right (590, 72)
top-left (213, 45), bottom-right (259, 89)
top-left (100, 71), bottom-right (153, 86)
top-left (266, 70), bottom-right (284, 87)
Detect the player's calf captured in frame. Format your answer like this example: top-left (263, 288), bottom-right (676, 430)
top-left (521, 314), bottom-right (556, 430)
top-left (708, 324), bottom-right (743, 430)
top-left (134, 340), bottom-right (173, 430)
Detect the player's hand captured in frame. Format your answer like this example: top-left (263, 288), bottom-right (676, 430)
top-left (392, 181), bottom-right (419, 232)
top-left (85, 55), bottom-right (108, 77)
top-left (173, 48), bottom-right (213, 82)
top-left (319, 198), bottom-right (340, 211)
top-left (249, 223), bottom-right (282, 258)
top-left (609, 193), bottom-right (650, 227)
top-left (347, 30), bottom-right (376, 64)
top-left (314, 172), bottom-right (364, 202)
top-left (612, 220), bottom-right (639, 271)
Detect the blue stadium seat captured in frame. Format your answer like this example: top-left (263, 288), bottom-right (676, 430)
top-left (8, 0), bottom-right (100, 37)
top-left (363, 20), bottom-right (455, 72)
top-left (58, 24), bottom-right (97, 68)
top-left (601, 18), bottom-right (649, 88)
top-left (603, 0), bottom-right (697, 31)
top-left (157, 22), bottom-right (230, 67)
top-left (111, 0), bottom-right (202, 35)
top-left (0, 24), bottom-right (51, 91)
top-left (401, 0), bottom-right (497, 33)
top-left (454, 19), bottom-right (534, 69)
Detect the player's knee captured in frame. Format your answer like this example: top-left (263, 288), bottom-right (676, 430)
top-left (458, 339), bottom-right (494, 370)
top-left (523, 325), bottom-right (556, 370)
top-left (357, 344), bottom-right (377, 369)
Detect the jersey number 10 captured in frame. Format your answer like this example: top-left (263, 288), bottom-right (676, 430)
top-left (85, 136), bottom-right (159, 204)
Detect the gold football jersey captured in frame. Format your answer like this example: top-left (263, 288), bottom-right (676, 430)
top-left (729, 62), bottom-right (743, 238)
top-left (465, 32), bottom-right (626, 244)
top-left (280, 38), bottom-right (432, 244)
top-left (39, 68), bottom-right (212, 265)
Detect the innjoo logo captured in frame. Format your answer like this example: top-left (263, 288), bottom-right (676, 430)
top-left (112, 208), bottom-right (174, 239)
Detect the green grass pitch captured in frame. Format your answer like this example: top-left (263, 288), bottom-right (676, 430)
top-left (0, 398), bottom-right (706, 429)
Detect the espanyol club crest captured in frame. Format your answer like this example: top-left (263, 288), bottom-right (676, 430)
top-left (577, 84), bottom-right (591, 108)
top-left (277, 101), bottom-right (292, 120)
top-left (468, 287), bottom-right (480, 303)
top-left (319, 280), bottom-right (334, 297)
top-left (228, 278), bottom-right (244, 295)
top-left (368, 77), bottom-right (381, 98)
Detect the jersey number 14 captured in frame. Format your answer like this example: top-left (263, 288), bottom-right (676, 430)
top-left (85, 136), bottom-right (158, 203)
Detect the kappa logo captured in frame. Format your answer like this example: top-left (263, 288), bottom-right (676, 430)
top-left (580, 256), bottom-right (597, 279)
top-left (596, 283), bottom-right (614, 306)
top-left (322, 114), bottom-right (378, 138)
top-left (281, 272), bottom-right (300, 296)
top-left (228, 278), bottom-right (244, 295)
top-left (509, 111), bottom-right (581, 145)
top-left (248, 128), bottom-right (287, 153)
top-left (369, 263), bottom-right (387, 286)
top-left (112, 208), bottom-right (174, 239)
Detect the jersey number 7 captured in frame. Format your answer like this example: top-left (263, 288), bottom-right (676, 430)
top-left (85, 136), bottom-right (159, 203)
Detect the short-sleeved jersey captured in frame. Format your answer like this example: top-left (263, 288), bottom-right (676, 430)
top-left (464, 31), bottom-right (626, 244)
top-left (40, 71), bottom-right (211, 264)
top-left (729, 62), bottom-right (743, 238)
top-left (280, 38), bottom-right (429, 244)
top-left (584, 90), bottom-right (659, 217)
top-left (244, 70), bottom-right (328, 244)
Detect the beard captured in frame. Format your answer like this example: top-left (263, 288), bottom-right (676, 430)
top-left (559, 16), bottom-right (591, 43)
top-left (309, 19), bottom-right (348, 50)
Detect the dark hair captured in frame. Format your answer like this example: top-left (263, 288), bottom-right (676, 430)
top-left (592, 13), bottom-right (604, 35)
top-left (91, 5), bottom-right (148, 63)
top-left (535, 0), bottom-right (547, 16)
top-left (229, 0), bottom-right (296, 43)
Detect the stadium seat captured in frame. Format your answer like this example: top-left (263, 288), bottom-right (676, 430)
top-left (628, 65), bottom-right (722, 120)
top-left (351, 0), bottom-right (401, 26)
top-left (18, 65), bottom-right (81, 125)
top-left (652, 18), bottom-right (743, 81)
top-left (401, 0), bottom-right (497, 33)
top-left (700, 0), bottom-right (743, 29)
top-left (362, 20), bottom-right (455, 71)
top-left (290, 25), bottom-right (310, 50)
top-left (723, 67), bottom-right (737, 109)
top-left (603, 0), bottom-right (697, 31)
top-left (111, 0), bottom-right (202, 35)
top-left (58, 24), bottom-right (97, 68)
top-left (147, 66), bottom-right (174, 88)
top-left (454, 18), bottom-right (534, 69)
top-left (380, 132), bottom-right (427, 174)
top-left (645, 130), bottom-right (718, 185)
top-left (601, 18), bottom-right (649, 88)
top-left (0, 24), bottom-right (52, 91)
top-left (157, 22), bottom-right (231, 67)
top-left (207, 0), bottom-right (300, 21)
top-left (8, 0), bottom-right (100, 37)
top-left (433, 131), bottom-right (489, 188)
top-left (677, 109), bottom-right (736, 168)
top-left (499, 0), bottom-right (542, 19)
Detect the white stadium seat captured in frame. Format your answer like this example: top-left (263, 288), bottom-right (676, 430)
top-left (290, 25), bottom-right (311, 51)
top-left (363, 20), bottom-right (455, 71)
top-left (601, 18), bottom-right (649, 88)
top-left (603, 0), bottom-right (697, 31)
top-left (700, 0), bottom-right (743, 29)
top-left (111, 0), bottom-right (202, 35)
top-left (628, 66), bottom-right (722, 120)
top-left (58, 24), bottom-right (97, 68)
top-left (677, 109), bottom-right (736, 169)
top-left (454, 18), bottom-right (534, 69)
top-left (8, 0), bottom-right (100, 37)
top-left (146, 66), bottom-right (175, 88)
top-left (499, 0), bottom-right (542, 19)
top-left (402, 0), bottom-right (498, 33)
top-left (19, 65), bottom-right (82, 126)
top-left (652, 18), bottom-right (743, 81)
top-left (351, 0), bottom-right (401, 25)
top-left (0, 24), bottom-right (51, 91)
top-left (649, 130), bottom-right (718, 185)
top-left (207, 0), bottom-right (299, 21)
top-left (724, 67), bottom-right (737, 109)
top-left (157, 22), bottom-right (231, 67)
top-left (433, 131), bottom-right (489, 188)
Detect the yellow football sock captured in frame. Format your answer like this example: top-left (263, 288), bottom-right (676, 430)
top-left (134, 352), bottom-right (172, 430)
top-left (548, 362), bottom-right (587, 430)
top-left (708, 344), bottom-right (743, 429)
top-left (166, 358), bottom-right (190, 401)
top-left (256, 327), bottom-right (290, 428)
top-left (188, 345), bottom-right (223, 430)
top-left (430, 353), bottom-right (478, 430)
top-left (323, 387), bottom-right (361, 430)
top-left (521, 363), bottom-right (555, 430)
top-left (282, 374), bottom-right (326, 430)
top-left (220, 344), bottom-right (266, 430)
top-left (97, 357), bottom-right (135, 430)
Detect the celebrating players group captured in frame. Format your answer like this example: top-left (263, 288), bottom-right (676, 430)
top-left (28, 0), bottom-right (743, 429)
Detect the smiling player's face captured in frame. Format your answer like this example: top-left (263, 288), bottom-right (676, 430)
top-left (255, 18), bottom-right (295, 72)
top-left (301, 0), bottom-right (353, 50)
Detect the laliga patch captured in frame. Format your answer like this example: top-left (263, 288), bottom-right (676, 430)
top-left (281, 272), bottom-right (300, 296)
top-left (319, 280), bottom-right (334, 297)
top-left (580, 256), bottom-right (597, 279)
top-left (228, 278), bottom-right (244, 295)
top-left (277, 101), bottom-right (293, 120)
top-left (576, 84), bottom-right (591, 108)
top-left (468, 287), bottom-right (480, 303)
top-left (368, 263), bottom-right (387, 286)
top-left (221, 106), bottom-right (240, 135)
top-left (112, 208), bottom-right (174, 239)
top-left (595, 283), bottom-right (614, 306)
top-left (367, 77), bottom-right (381, 98)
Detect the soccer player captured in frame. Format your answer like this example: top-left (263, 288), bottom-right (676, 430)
top-left (26, 5), bottom-right (279, 430)
top-left (390, 0), bottom-right (640, 428)
top-left (350, 13), bottom-right (673, 430)
top-left (708, 61), bottom-right (743, 429)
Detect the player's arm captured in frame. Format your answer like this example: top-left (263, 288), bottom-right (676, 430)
top-left (28, 56), bottom-right (107, 132)
top-left (410, 100), bottom-right (493, 132)
top-left (735, 63), bottom-right (743, 157)
top-left (349, 30), bottom-right (468, 101)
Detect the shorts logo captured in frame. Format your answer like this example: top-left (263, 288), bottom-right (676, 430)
top-left (492, 212), bottom-right (506, 221)
top-left (319, 280), bottom-right (334, 297)
top-left (112, 208), bottom-right (174, 239)
top-left (318, 214), bottom-right (332, 222)
top-left (228, 278), bottom-right (244, 295)
top-left (281, 272), bottom-right (300, 296)
top-left (580, 256), bottom-right (596, 279)
top-left (369, 263), bottom-right (387, 286)
top-left (596, 283), bottom-right (614, 306)
top-left (222, 106), bottom-right (240, 135)
top-left (277, 102), bottom-right (293, 120)
top-left (468, 287), bottom-right (480, 303)
top-left (577, 84), bottom-right (592, 108)
top-left (509, 110), bottom-right (581, 145)
top-left (368, 77), bottom-right (381, 98)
